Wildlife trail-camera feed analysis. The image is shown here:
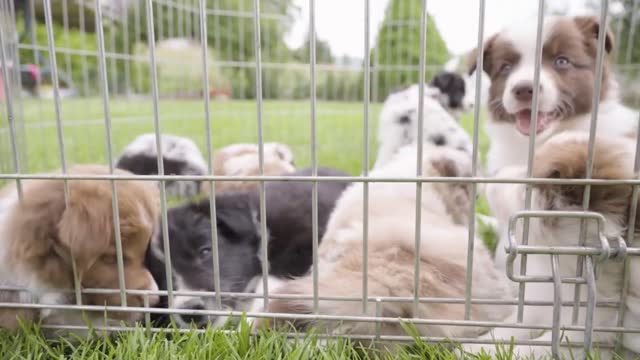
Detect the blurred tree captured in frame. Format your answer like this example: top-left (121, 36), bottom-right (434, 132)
top-left (370, 0), bottom-right (450, 101)
top-left (293, 32), bottom-right (335, 64)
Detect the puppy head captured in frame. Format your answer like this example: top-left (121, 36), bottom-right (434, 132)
top-left (378, 85), bottom-right (473, 155)
top-left (206, 143), bottom-right (296, 193)
top-left (148, 193), bottom-right (262, 328)
top-left (430, 71), bottom-right (467, 110)
top-left (8, 165), bottom-right (160, 322)
top-left (531, 133), bottom-right (636, 239)
top-left (468, 16), bottom-right (614, 138)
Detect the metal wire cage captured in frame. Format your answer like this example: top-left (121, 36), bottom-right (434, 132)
top-left (1, 0), bottom-right (640, 358)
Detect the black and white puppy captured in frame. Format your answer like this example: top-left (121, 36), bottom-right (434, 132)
top-left (146, 167), bottom-right (350, 328)
top-left (116, 134), bottom-right (207, 197)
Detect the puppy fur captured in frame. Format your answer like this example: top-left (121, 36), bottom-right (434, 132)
top-left (116, 133), bottom-right (207, 197)
top-left (468, 15), bottom-right (639, 174)
top-left (258, 144), bottom-right (512, 348)
top-left (201, 142), bottom-right (296, 194)
top-left (147, 167), bottom-right (350, 328)
top-left (373, 84), bottom-right (473, 169)
top-left (0, 165), bottom-right (160, 335)
top-left (464, 132), bottom-right (640, 358)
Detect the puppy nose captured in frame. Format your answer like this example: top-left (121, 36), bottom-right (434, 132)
top-left (511, 81), bottom-right (540, 102)
top-left (430, 134), bottom-right (447, 146)
top-left (397, 115), bottom-right (411, 124)
top-left (178, 303), bottom-right (207, 326)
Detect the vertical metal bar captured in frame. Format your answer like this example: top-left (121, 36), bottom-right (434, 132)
top-left (375, 298), bottom-right (382, 341)
top-left (463, 0), bottom-right (486, 320)
top-left (251, 0), bottom-right (269, 310)
top-left (614, 112), bottom-right (640, 353)
top-left (0, 9), bottom-right (22, 199)
top-left (94, 0), bottom-right (128, 307)
top-left (44, 0), bottom-right (83, 305)
top-left (43, 0), bottom-right (70, 190)
top-left (383, 3), bottom-right (392, 99)
top-left (78, 0), bottom-right (90, 96)
top-left (214, 0), bottom-right (221, 51)
top-left (625, 0), bottom-right (639, 65)
top-left (134, 0), bottom-right (142, 93)
top-left (62, 0), bottom-right (72, 86)
top-left (412, 0), bottom-right (428, 313)
top-left (168, 0), bottom-right (174, 39)
top-left (396, 0), bottom-right (403, 87)
top-left (309, 0), bottom-right (320, 314)
top-left (550, 255), bottom-right (562, 359)
top-left (583, 256), bottom-right (597, 354)
top-left (239, 0), bottom-right (245, 62)
top-left (198, 0), bottom-right (222, 310)
top-left (144, 294), bottom-right (151, 330)
top-left (123, 2), bottom-right (131, 95)
top-left (361, 0), bottom-right (371, 314)
top-left (516, 0), bottom-right (545, 323)
top-left (110, 12), bottom-right (118, 95)
top-left (614, 10), bottom-right (625, 63)
top-left (158, 2), bottom-right (164, 41)
top-left (145, 0), bottom-right (175, 308)
top-left (571, 0), bottom-right (610, 325)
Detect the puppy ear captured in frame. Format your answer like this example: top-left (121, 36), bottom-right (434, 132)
top-left (430, 72), bottom-right (451, 88)
top-left (215, 194), bottom-right (260, 243)
top-left (57, 197), bottom-right (112, 277)
top-left (467, 35), bottom-right (496, 76)
top-left (573, 16), bottom-right (614, 53)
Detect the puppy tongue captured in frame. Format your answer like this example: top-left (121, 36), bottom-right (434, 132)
top-left (515, 110), bottom-right (549, 136)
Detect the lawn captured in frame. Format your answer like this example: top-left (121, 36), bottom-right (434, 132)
top-left (0, 97), bottom-right (500, 359)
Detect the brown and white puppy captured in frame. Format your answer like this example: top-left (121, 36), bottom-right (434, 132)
top-left (0, 165), bottom-right (160, 336)
top-left (201, 142), bottom-right (296, 194)
top-left (252, 143), bottom-right (512, 350)
top-left (463, 132), bottom-right (640, 358)
top-left (469, 15), bottom-right (638, 175)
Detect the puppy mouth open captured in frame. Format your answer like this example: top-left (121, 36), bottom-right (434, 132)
top-left (514, 109), bottom-right (555, 136)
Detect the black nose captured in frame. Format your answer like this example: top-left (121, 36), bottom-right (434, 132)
top-left (397, 115), bottom-right (411, 124)
top-left (512, 81), bottom-right (541, 102)
top-left (178, 304), bottom-right (207, 326)
top-left (430, 134), bottom-right (447, 146)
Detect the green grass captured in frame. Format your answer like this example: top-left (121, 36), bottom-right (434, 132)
top-left (0, 98), bottom-right (503, 358)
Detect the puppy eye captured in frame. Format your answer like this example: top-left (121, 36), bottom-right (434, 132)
top-left (554, 56), bottom-right (570, 69)
top-left (499, 62), bottom-right (512, 74)
top-left (199, 247), bottom-right (212, 257)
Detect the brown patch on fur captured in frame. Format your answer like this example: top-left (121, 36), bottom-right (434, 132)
top-left (469, 34), bottom-right (521, 123)
top-left (542, 17), bottom-right (612, 115)
top-left (431, 157), bottom-right (472, 225)
top-left (533, 136), bottom-right (636, 226)
top-left (3, 165), bottom-right (160, 323)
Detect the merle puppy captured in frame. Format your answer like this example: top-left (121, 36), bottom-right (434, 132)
top-left (146, 167), bottom-right (350, 328)
top-left (116, 134), bottom-right (207, 198)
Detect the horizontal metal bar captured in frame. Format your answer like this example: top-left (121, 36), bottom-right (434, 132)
top-left (0, 286), bottom-right (625, 308)
top-left (2, 302), bottom-right (640, 335)
top-left (6, 173), bottom-right (640, 186)
top-left (16, 44), bottom-right (432, 72)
